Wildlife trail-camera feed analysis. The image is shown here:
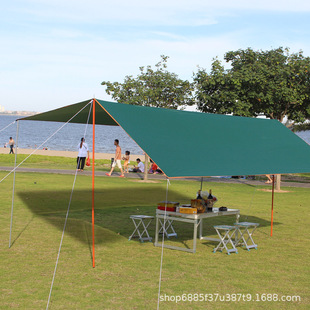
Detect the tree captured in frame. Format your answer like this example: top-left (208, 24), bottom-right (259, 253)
top-left (101, 55), bottom-right (194, 110)
top-left (194, 47), bottom-right (310, 123)
top-left (194, 47), bottom-right (310, 189)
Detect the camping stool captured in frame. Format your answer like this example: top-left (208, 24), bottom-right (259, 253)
top-left (129, 215), bottom-right (154, 243)
top-left (213, 225), bottom-right (238, 255)
top-left (234, 222), bottom-right (259, 251)
top-left (158, 218), bottom-right (177, 239)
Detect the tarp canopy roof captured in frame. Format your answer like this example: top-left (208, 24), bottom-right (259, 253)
top-left (20, 99), bottom-right (310, 178)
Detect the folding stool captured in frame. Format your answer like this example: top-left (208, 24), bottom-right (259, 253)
top-left (234, 222), bottom-right (259, 251)
top-left (129, 215), bottom-right (154, 242)
top-left (158, 218), bottom-right (177, 238)
top-left (213, 225), bottom-right (238, 255)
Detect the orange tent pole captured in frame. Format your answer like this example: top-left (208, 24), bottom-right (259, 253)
top-left (270, 174), bottom-right (275, 236)
top-left (92, 99), bottom-right (96, 267)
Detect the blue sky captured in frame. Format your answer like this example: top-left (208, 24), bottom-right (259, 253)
top-left (1, 0), bottom-right (310, 112)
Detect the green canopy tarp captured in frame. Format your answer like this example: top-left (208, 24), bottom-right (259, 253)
top-left (20, 98), bottom-right (310, 178)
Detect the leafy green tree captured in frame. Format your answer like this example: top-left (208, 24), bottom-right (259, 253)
top-left (194, 47), bottom-right (310, 123)
top-left (101, 55), bottom-right (194, 109)
top-left (194, 47), bottom-right (310, 189)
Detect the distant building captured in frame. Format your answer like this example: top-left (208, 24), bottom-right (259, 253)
top-left (0, 105), bottom-right (5, 112)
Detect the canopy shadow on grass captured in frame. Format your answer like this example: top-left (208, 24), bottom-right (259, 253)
top-left (17, 186), bottom-right (191, 247)
top-left (17, 187), bottom-right (280, 254)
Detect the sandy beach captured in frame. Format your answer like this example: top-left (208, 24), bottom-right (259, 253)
top-left (0, 147), bottom-right (144, 161)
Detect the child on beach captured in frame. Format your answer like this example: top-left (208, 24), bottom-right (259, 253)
top-left (122, 150), bottom-right (130, 173)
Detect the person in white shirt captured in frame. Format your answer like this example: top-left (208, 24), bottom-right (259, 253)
top-left (77, 137), bottom-right (89, 172)
top-left (133, 158), bottom-right (145, 173)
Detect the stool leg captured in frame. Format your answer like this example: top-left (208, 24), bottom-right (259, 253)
top-left (158, 219), bottom-right (177, 239)
top-left (234, 227), bottom-right (243, 247)
top-left (129, 218), bottom-right (141, 241)
top-left (213, 230), bottom-right (227, 253)
top-left (213, 229), bottom-right (238, 255)
top-left (155, 216), bottom-right (159, 244)
top-left (166, 220), bottom-right (177, 238)
top-left (135, 219), bottom-right (144, 242)
top-left (243, 226), bottom-right (258, 250)
top-left (158, 218), bottom-right (167, 237)
top-left (227, 230), bottom-right (238, 254)
top-left (139, 219), bottom-right (153, 242)
top-left (234, 225), bottom-right (258, 250)
top-left (221, 231), bottom-right (232, 254)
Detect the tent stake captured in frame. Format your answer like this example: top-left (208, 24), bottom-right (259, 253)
top-left (270, 174), bottom-right (275, 236)
top-left (92, 99), bottom-right (96, 268)
top-left (9, 120), bottom-right (19, 248)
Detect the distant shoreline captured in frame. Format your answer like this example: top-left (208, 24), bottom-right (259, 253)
top-left (0, 113), bottom-right (37, 117)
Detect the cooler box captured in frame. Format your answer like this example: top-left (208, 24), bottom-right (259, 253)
top-left (158, 201), bottom-right (179, 208)
top-left (157, 201), bottom-right (179, 212)
top-left (157, 206), bottom-right (176, 212)
top-left (179, 207), bottom-right (197, 214)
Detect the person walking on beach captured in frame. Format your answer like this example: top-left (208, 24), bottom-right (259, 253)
top-left (106, 139), bottom-right (125, 177)
top-left (77, 137), bottom-right (89, 172)
top-left (7, 137), bottom-right (15, 154)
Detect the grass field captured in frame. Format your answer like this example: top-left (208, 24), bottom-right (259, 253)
top-left (1, 153), bottom-right (310, 183)
top-left (0, 170), bottom-right (309, 309)
top-left (0, 154), bottom-right (111, 172)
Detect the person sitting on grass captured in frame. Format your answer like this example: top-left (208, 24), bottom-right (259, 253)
top-left (148, 158), bottom-right (163, 174)
top-left (106, 139), bottom-right (125, 177)
top-left (133, 158), bottom-right (144, 173)
top-left (148, 159), bottom-right (158, 173)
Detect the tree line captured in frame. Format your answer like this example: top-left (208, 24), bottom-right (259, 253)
top-left (101, 48), bottom-right (310, 125)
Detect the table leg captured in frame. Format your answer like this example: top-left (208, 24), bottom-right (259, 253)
top-left (236, 214), bottom-right (240, 223)
top-left (199, 218), bottom-right (203, 239)
top-left (193, 219), bottom-right (198, 253)
top-left (235, 213), bottom-right (240, 243)
top-left (155, 216), bottom-right (159, 245)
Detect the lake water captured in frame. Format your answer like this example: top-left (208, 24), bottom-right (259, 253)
top-left (1, 115), bottom-right (310, 153)
top-left (0, 115), bottom-right (143, 154)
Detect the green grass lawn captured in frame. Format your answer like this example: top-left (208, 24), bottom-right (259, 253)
top-left (0, 154), bottom-right (112, 172)
top-left (1, 153), bottom-right (310, 182)
top-left (0, 172), bottom-right (309, 309)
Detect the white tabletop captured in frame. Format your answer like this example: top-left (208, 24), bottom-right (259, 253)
top-left (156, 208), bottom-right (240, 220)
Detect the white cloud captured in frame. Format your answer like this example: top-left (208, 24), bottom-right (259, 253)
top-left (1, 0), bottom-right (310, 112)
top-left (0, 27), bottom-right (243, 111)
